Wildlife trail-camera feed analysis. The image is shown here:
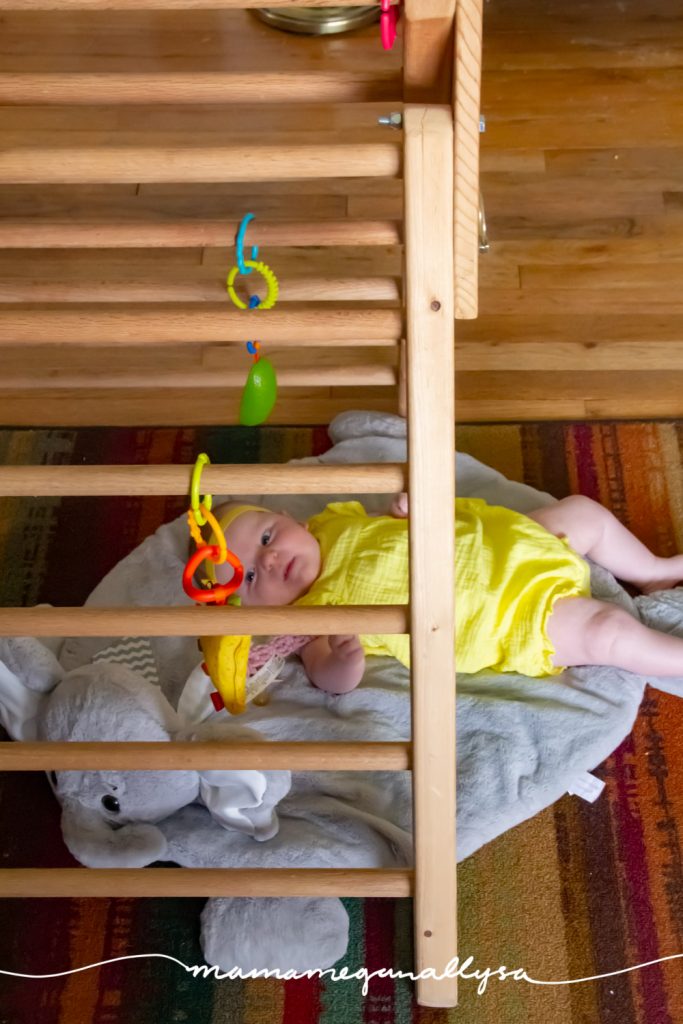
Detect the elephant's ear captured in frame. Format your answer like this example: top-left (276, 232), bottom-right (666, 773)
top-left (61, 798), bottom-right (168, 867)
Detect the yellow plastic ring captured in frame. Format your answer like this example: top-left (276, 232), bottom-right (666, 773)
top-left (226, 260), bottom-right (279, 311)
top-left (200, 504), bottom-right (228, 565)
top-left (190, 453), bottom-right (212, 526)
top-left (187, 508), bottom-right (204, 547)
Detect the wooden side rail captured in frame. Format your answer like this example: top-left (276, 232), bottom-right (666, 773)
top-left (0, 143), bottom-right (401, 185)
top-left (0, 462), bottom-right (407, 495)
top-left (0, 71), bottom-right (402, 105)
top-left (404, 106), bottom-right (457, 1006)
top-left (404, 0), bottom-right (456, 104)
top-left (453, 0), bottom-right (484, 319)
top-left (0, 741), bottom-right (412, 772)
top-left (0, 868), bottom-right (413, 899)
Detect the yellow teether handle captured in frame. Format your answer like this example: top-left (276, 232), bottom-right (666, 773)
top-left (200, 633), bottom-right (250, 715)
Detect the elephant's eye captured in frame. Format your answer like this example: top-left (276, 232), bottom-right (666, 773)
top-left (102, 794), bottom-right (120, 814)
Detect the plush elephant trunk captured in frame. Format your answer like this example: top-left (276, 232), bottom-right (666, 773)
top-left (61, 796), bottom-right (169, 868)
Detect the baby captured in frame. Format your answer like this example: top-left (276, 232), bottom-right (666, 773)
top-left (206, 494), bottom-right (683, 695)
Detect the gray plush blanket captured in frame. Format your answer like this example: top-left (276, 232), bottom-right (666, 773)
top-left (55, 410), bottom-right (683, 863)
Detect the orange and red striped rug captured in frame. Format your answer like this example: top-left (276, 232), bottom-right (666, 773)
top-left (1, 421), bottom-right (683, 1023)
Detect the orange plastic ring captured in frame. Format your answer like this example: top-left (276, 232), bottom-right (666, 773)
top-left (182, 544), bottom-right (244, 605)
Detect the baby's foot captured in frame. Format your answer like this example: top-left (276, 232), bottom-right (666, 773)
top-left (639, 554), bottom-right (683, 594)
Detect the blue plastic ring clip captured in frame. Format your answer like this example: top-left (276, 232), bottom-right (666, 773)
top-left (236, 213), bottom-right (259, 276)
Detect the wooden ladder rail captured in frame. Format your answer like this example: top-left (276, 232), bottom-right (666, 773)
top-left (0, 0), bottom-right (483, 421)
top-left (402, 0), bottom-right (483, 320)
top-left (396, 0), bottom-right (483, 418)
top-left (0, 0), bottom-right (465, 998)
top-left (0, 107), bottom-right (456, 1006)
top-left (0, 0), bottom-right (483, 322)
top-left (0, 131), bottom-right (403, 420)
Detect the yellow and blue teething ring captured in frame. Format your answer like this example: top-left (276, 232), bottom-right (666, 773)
top-left (226, 260), bottom-right (279, 311)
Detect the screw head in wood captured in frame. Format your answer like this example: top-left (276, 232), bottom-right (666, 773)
top-left (377, 112), bottom-right (403, 128)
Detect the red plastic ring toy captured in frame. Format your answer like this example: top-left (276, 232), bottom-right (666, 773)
top-left (182, 544), bottom-right (244, 605)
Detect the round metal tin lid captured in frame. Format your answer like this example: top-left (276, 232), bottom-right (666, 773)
top-left (254, 6), bottom-right (380, 35)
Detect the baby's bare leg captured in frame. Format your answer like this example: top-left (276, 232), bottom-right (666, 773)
top-left (548, 596), bottom-right (683, 676)
top-left (528, 494), bottom-right (683, 593)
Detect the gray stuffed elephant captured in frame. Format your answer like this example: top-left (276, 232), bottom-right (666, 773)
top-left (0, 636), bottom-right (351, 972)
top-left (39, 663), bottom-right (292, 868)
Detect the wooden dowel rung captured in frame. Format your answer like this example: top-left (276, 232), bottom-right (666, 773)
top-left (0, 868), bottom-right (413, 899)
top-left (0, 144), bottom-right (401, 185)
top-left (0, 605), bottom-right (409, 637)
top-left (0, 741), bottom-right (412, 772)
top-left (0, 277), bottom-right (400, 304)
top-left (0, 219), bottom-right (402, 249)
top-left (0, 462), bottom-right (407, 496)
top-left (0, 71), bottom-right (401, 105)
top-left (0, 305), bottom-right (402, 345)
top-left (0, 392), bottom-right (400, 428)
top-left (1, 364), bottom-right (397, 390)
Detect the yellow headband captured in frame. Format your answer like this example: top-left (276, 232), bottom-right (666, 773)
top-left (205, 504), bottom-right (269, 584)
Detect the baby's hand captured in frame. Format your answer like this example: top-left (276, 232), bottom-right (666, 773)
top-left (390, 492), bottom-right (409, 518)
top-left (329, 634), bottom-right (365, 665)
top-left (301, 634), bottom-right (365, 694)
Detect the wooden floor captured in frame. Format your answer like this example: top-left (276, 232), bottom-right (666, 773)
top-left (473, 0), bottom-right (683, 419)
top-left (0, 0), bottom-right (681, 423)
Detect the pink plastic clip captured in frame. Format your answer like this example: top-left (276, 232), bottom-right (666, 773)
top-left (380, 0), bottom-right (398, 50)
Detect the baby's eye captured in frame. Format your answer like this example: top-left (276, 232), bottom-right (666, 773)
top-left (245, 568), bottom-right (256, 584)
top-left (260, 530), bottom-right (271, 546)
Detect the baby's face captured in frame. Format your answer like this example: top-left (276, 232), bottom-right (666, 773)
top-left (224, 510), bottom-right (321, 606)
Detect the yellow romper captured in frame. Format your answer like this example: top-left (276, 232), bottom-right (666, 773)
top-left (295, 499), bottom-right (591, 677)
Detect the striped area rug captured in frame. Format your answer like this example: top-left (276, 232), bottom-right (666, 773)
top-left (1, 422), bottom-right (683, 1023)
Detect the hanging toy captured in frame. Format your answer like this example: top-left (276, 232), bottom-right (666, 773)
top-left (227, 214), bottom-right (279, 426)
top-left (239, 338), bottom-right (278, 427)
top-left (182, 454), bottom-right (314, 714)
top-left (184, 507), bottom-right (251, 713)
top-left (181, 454), bottom-right (250, 714)
top-left (380, 0), bottom-right (399, 50)
top-left (199, 631), bottom-right (251, 716)
top-left (202, 632), bottom-right (316, 714)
